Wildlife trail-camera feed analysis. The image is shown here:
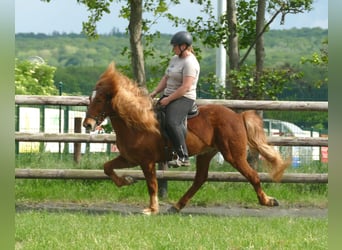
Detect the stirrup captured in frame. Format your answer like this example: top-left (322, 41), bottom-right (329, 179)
top-left (168, 157), bottom-right (190, 168)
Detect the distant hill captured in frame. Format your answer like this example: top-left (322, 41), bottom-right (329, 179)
top-left (15, 28), bottom-right (327, 68)
top-left (15, 28), bottom-right (327, 100)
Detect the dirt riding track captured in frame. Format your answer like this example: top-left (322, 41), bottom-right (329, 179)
top-left (16, 201), bottom-right (327, 218)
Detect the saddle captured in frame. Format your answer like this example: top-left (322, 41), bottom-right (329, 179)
top-left (154, 102), bottom-right (199, 140)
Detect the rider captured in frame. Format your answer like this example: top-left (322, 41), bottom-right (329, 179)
top-left (150, 31), bottom-right (200, 167)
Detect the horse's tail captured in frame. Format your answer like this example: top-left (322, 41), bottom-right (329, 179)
top-left (242, 110), bottom-right (289, 182)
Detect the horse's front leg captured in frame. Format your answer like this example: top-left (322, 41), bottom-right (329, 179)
top-left (141, 163), bottom-right (159, 215)
top-left (104, 155), bottom-right (136, 187)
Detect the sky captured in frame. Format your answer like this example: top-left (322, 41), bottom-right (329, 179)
top-left (15, 0), bottom-right (328, 35)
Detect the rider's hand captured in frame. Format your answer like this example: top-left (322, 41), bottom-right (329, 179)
top-left (149, 90), bottom-right (157, 99)
top-left (159, 96), bottom-right (170, 106)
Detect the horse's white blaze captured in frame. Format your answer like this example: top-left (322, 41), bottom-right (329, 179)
top-left (91, 90), bottom-right (97, 102)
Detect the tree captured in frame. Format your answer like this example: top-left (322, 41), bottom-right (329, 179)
top-left (15, 58), bottom-right (57, 95)
top-left (40, 0), bottom-right (315, 95)
top-left (127, 0), bottom-right (145, 86)
top-left (169, 0), bottom-right (314, 100)
top-left (227, 0), bottom-right (239, 71)
top-left (41, 0), bottom-right (146, 86)
top-left (255, 0), bottom-right (266, 86)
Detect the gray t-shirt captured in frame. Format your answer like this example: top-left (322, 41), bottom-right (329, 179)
top-left (164, 54), bottom-right (200, 100)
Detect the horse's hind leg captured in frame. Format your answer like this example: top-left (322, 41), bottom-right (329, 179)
top-left (168, 151), bottom-right (217, 213)
top-left (231, 158), bottom-right (279, 206)
top-left (217, 129), bottom-right (279, 207)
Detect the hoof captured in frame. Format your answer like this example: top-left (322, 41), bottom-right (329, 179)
top-left (260, 196), bottom-right (279, 207)
top-left (124, 175), bottom-right (136, 185)
top-left (271, 198), bottom-right (279, 206)
top-left (267, 197), bottom-right (279, 207)
top-left (142, 208), bottom-right (158, 215)
top-left (167, 206), bottom-right (180, 214)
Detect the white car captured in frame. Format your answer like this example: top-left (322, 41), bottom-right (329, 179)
top-left (263, 119), bottom-right (320, 167)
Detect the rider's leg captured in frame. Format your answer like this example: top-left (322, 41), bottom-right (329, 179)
top-left (165, 97), bottom-right (194, 167)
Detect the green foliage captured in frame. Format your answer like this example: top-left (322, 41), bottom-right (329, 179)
top-left (301, 38), bottom-right (328, 87)
top-left (227, 64), bottom-right (303, 100)
top-left (202, 63), bottom-right (304, 100)
top-left (54, 65), bottom-right (106, 95)
top-left (15, 33), bottom-right (130, 67)
top-left (164, 0), bottom-right (318, 100)
top-left (267, 0), bottom-right (313, 21)
top-left (35, 0), bottom-right (325, 100)
top-left (237, 0), bottom-right (258, 49)
top-left (15, 28), bottom-right (327, 100)
top-left (15, 58), bottom-right (57, 95)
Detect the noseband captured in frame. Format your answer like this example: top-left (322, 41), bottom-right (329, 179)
top-left (85, 110), bottom-right (107, 126)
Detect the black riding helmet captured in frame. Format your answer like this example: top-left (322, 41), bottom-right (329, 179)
top-left (170, 31), bottom-right (193, 46)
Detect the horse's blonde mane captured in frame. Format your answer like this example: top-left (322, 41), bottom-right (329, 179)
top-left (103, 62), bottom-right (159, 134)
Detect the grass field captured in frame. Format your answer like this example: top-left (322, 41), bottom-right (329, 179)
top-left (16, 211), bottom-right (327, 250)
top-left (15, 152), bottom-right (328, 249)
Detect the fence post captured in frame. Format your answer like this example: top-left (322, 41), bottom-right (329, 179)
top-left (158, 162), bottom-right (168, 199)
top-left (58, 82), bottom-right (63, 158)
top-left (15, 105), bottom-right (19, 155)
top-left (74, 117), bottom-right (82, 164)
top-left (39, 105), bottom-right (45, 153)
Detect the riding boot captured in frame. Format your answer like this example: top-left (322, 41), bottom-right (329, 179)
top-left (168, 145), bottom-right (190, 167)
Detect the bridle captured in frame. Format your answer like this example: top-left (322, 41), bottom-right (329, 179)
top-left (85, 90), bottom-right (113, 126)
top-left (85, 109), bottom-right (107, 126)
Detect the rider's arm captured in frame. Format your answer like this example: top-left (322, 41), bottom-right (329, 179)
top-left (150, 75), bottom-right (168, 98)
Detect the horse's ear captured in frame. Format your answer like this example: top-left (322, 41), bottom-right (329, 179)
top-left (100, 62), bottom-right (115, 79)
top-left (107, 62), bottom-right (116, 73)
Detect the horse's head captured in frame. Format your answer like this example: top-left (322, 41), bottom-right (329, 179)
top-left (83, 86), bottom-right (113, 132)
top-left (83, 64), bottom-right (116, 132)
top-left (83, 62), bottom-right (160, 134)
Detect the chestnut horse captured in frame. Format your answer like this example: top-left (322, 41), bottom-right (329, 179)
top-left (83, 62), bottom-right (289, 215)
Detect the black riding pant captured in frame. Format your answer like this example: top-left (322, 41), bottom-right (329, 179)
top-left (164, 96), bottom-right (194, 158)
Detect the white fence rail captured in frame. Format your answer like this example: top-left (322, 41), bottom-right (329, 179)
top-left (15, 132), bottom-right (328, 146)
top-left (15, 95), bottom-right (328, 111)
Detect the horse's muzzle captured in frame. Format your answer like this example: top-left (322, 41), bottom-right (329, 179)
top-left (83, 117), bottom-right (96, 132)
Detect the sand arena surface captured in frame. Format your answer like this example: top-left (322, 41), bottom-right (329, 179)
top-left (16, 201), bottom-right (327, 217)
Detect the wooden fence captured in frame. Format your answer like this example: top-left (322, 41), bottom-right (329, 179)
top-left (15, 132), bottom-right (328, 146)
top-left (15, 95), bottom-right (328, 184)
top-left (15, 95), bottom-right (328, 110)
top-left (15, 169), bottom-right (327, 183)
